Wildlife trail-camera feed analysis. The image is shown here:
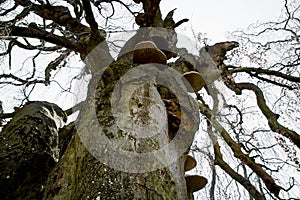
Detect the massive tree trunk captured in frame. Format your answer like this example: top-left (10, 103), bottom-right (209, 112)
top-left (0, 61), bottom-right (201, 199)
top-left (43, 58), bottom-right (200, 199)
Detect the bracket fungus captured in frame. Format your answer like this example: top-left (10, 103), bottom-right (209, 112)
top-left (184, 155), bottom-right (197, 171)
top-left (185, 175), bottom-right (208, 193)
top-left (133, 41), bottom-right (168, 65)
top-left (182, 71), bottom-right (205, 92)
top-left (151, 36), bottom-right (174, 59)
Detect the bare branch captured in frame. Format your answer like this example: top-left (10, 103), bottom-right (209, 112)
top-left (45, 50), bottom-right (72, 85)
top-left (198, 102), bottom-right (283, 197)
top-left (9, 26), bottom-right (84, 53)
top-left (206, 122), bottom-right (266, 199)
top-left (229, 66), bottom-right (300, 83)
top-left (235, 83), bottom-right (300, 149)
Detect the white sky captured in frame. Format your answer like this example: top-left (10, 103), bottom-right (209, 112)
top-left (161, 0), bottom-right (283, 42)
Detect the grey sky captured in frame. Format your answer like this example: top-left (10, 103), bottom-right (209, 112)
top-left (161, 0), bottom-right (283, 42)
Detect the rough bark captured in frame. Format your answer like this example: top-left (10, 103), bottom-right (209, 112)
top-left (42, 61), bottom-right (199, 199)
top-left (0, 101), bottom-right (67, 200)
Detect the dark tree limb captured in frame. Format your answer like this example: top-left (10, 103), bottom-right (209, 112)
top-left (213, 141), bottom-right (266, 200)
top-left (163, 8), bottom-right (189, 29)
top-left (0, 6), bottom-right (31, 26)
top-left (198, 102), bottom-right (283, 197)
top-left (0, 3), bottom-right (18, 16)
top-left (64, 101), bottom-right (85, 116)
top-left (0, 72), bottom-right (46, 86)
top-left (223, 65), bottom-right (300, 149)
top-left (81, 0), bottom-right (106, 53)
top-left (10, 26), bottom-right (84, 53)
top-left (14, 0), bottom-right (90, 34)
top-left (235, 82), bottom-right (300, 149)
top-left (82, 0), bottom-right (100, 33)
top-left (229, 66), bottom-right (300, 83)
top-left (0, 39), bottom-right (62, 53)
top-left (45, 50), bottom-right (72, 85)
top-left (172, 18), bottom-right (189, 29)
top-left (135, 0), bottom-right (163, 27)
top-left (203, 110), bottom-right (265, 199)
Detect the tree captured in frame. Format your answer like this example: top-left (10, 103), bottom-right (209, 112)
top-left (0, 0), bottom-right (299, 199)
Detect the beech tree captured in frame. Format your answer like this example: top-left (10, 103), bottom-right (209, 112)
top-left (0, 0), bottom-right (299, 199)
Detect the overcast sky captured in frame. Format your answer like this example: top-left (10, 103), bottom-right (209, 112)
top-left (160, 0), bottom-right (283, 42)
top-left (0, 0), bottom-right (285, 112)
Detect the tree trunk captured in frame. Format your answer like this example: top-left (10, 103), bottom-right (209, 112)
top-left (44, 61), bottom-right (200, 199)
top-left (1, 61), bottom-right (200, 199)
top-left (0, 101), bottom-right (67, 200)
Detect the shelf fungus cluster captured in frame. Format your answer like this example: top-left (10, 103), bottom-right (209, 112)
top-left (131, 40), bottom-right (208, 195)
top-left (184, 155), bottom-right (208, 194)
top-left (132, 40), bottom-right (207, 94)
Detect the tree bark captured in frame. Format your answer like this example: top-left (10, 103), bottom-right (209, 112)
top-left (43, 61), bottom-right (200, 199)
top-left (0, 101), bottom-right (67, 200)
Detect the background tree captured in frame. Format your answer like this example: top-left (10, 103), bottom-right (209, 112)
top-left (191, 0), bottom-right (300, 199)
top-left (0, 0), bottom-right (299, 200)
